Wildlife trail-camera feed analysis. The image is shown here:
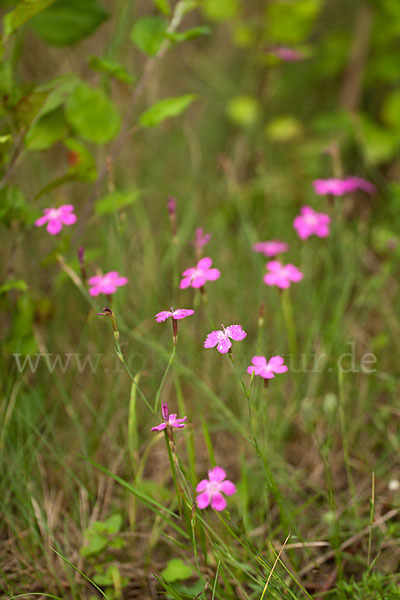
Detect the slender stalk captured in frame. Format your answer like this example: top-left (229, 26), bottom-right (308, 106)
top-left (280, 289), bottom-right (297, 359)
top-left (367, 471), bottom-right (375, 569)
top-left (338, 369), bottom-right (358, 517)
top-left (154, 344), bottom-right (176, 412)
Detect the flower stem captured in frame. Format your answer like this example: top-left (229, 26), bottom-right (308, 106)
top-left (280, 288), bottom-right (297, 358)
top-left (154, 344), bottom-right (176, 413)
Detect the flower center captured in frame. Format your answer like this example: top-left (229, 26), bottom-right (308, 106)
top-left (48, 208), bottom-right (61, 219)
top-left (207, 482), bottom-right (221, 494)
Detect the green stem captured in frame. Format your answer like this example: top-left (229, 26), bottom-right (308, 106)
top-left (281, 288), bottom-right (297, 358)
top-left (154, 344), bottom-right (176, 412)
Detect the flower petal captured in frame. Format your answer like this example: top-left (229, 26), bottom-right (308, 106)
top-left (35, 215), bottom-right (49, 227)
top-left (151, 423), bottom-right (167, 431)
top-left (197, 257), bottom-right (212, 270)
top-left (205, 268), bottom-right (220, 281)
top-left (220, 480), bottom-right (236, 496)
top-left (196, 492), bottom-right (211, 509)
top-left (204, 331), bottom-right (221, 348)
top-left (251, 356), bottom-right (267, 367)
top-left (208, 467), bottom-right (226, 482)
top-left (180, 276), bottom-right (192, 289)
top-left (211, 492), bottom-right (227, 511)
top-left (47, 220), bottom-right (63, 235)
top-left (173, 309), bottom-right (195, 319)
top-left (225, 325), bottom-right (247, 341)
top-left (217, 337), bottom-right (232, 353)
top-left (155, 311), bottom-right (173, 322)
top-left (196, 479), bottom-right (209, 493)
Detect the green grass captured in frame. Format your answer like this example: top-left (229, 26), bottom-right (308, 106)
top-left (1, 0), bottom-right (400, 598)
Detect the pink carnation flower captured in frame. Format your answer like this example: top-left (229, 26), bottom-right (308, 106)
top-left (264, 261), bottom-right (303, 289)
top-left (313, 177), bottom-right (375, 196)
top-left (88, 271), bottom-right (128, 296)
top-left (204, 324), bottom-right (247, 354)
top-left (35, 204), bottom-right (77, 235)
top-left (155, 308), bottom-right (195, 322)
top-left (151, 402), bottom-right (186, 432)
top-left (293, 206), bottom-right (331, 240)
top-left (253, 240), bottom-right (289, 257)
top-left (196, 467), bottom-right (236, 511)
top-left (192, 227), bottom-right (211, 250)
top-left (180, 257), bottom-right (220, 289)
top-left (247, 355), bottom-right (288, 379)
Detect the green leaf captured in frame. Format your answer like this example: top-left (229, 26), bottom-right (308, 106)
top-left (35, 73), bottom-right (79, 118)
top-left (358, 114), bottom-right (400, 165)
top-left (0, 279), bottom-right (28, 295)
top-left (0, 134), bottom-right (12, 144)
top-left (95, 190), bottom-right (140, 216)
top-left (104, 514), bottom-right (122, 534)
top-left (30, 0), bottom-right (109, 46)
top-left (139, 94), bottom-right (197, 128)
top-left (161, 558), bottom-right (194, 583)
top-left (202, 0), bottom-right (239, 21)
top-left (80, 534), bottom-right (108, 557)
top-left (88, 56), bottom-right (134, 83)
top-left (3, 0), bottom-right (55, 38)
top-left (166, 25), bottom-right (211, 43)
top-left (130, 17), bottom-right (166, 56)
top-left (65, 82), bottom-right (121, 144)
top-left (226, 95), bottom-right (259, 127)
top-left (25, 107), bottom-right (68, 150)
top-left (153, 0), bottom-right (171, 15)
top-left (265, 115), bottom-right (303, 142)
top-left (265, 0), bottom-right (322, 44)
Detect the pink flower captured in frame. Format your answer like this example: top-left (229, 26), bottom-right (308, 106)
top-left (196, 467), bottom-right (236, 511)
top-left (204, 325), bottom-right (247, 354)
top-left (269, 46), bottom-right (305, 61)
top-left (253, 240), bottom-right (289, 257)
top-left (313, 177), bottom-right (375, 196)
top-left (264, 261), bottom-right (303, 289)
top-left (293, 206), bottom-right (331, 240)
top-left (167, 197), bottom-right (177, 216)
top-left (88, 271), bottom-right (128, 296)
top-left (151, 402), bottom-right (186, 432)
top-left (192, 227), bottom-right (211, 250)
top-left (180, 257), bottom-right (220, 289)
top-left (35, 204), bottom-right (77, 235)
top-left (155, 308), bottom-right (195, 322)
top-left (247, 355), bottom-right (288, 379)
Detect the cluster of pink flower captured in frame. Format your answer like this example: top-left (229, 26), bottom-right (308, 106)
top-left (35, 176), bottom-right (375, 513)
top-left (252, 175), bottom-right (375, 288)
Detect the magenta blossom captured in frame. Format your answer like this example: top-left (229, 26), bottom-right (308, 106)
top-left (204, 324), bottom-right (247, 354)
top-left (180, 257), bottom-right (220, 289)
top-left (151, 402), bottom-right (186, 432)
top-left (247, 355), bottom-right (288, 380)
top-left (155, 308), bottom-right (195, 322)
top-left (196, 467), bottom-right (236, 511)
top-left (88, 271), bottom-right (128, 296)
top-left (253, 240), bottom-right (289, 257)
top-left (264, 261), bottom-right (303, 289)
top-left (35, 204), bottom-right (77, 235)
top-left (293, 206), bottom-right (331, 240)
top-left (192, 227), bottom-right (211, 250)
top-left (313, 177), bottom-right (375, 196)
top-left (270, 46), bottom-right (305, 61)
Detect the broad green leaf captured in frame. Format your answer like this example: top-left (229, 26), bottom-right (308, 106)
top-left (265, 116), bottom-right (303, 141)
top-left (104, 514), bottom-right (122, 534)
top-left (89, 56), bottom-right (134, 83)
top-left (65, 82), bottom-right (121, 144)
top-left (226, 95), bottom-right (259, 127)
top-left (153, 0), bottom-right (171, 15)
top-left (202, 0), bottom-right (239, 20)
top-left (167, 25), bottom-right (211, 43)
top-left (161, 558), bottom-right (194, 583)
top-left (139, 94), bottom-right (197, 128)
top-left (3, 0), bottom-right (55, 38)
top-left (25, 107), bottom-right (68, 150)
top-left (95, 190), bottom-right (140, 216)
top-left (0, 134), bottom-right (12, 144)
top-left (0, 279), bottom-right (28, 295)
top-left (35, 73), bottom-right (79, 118)
top-left (130, 17), bottom-right (166, 56)
top-left (80, 534), bottom-right (108, 557)
top-left (30, 0), bottom-right (109, 46)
